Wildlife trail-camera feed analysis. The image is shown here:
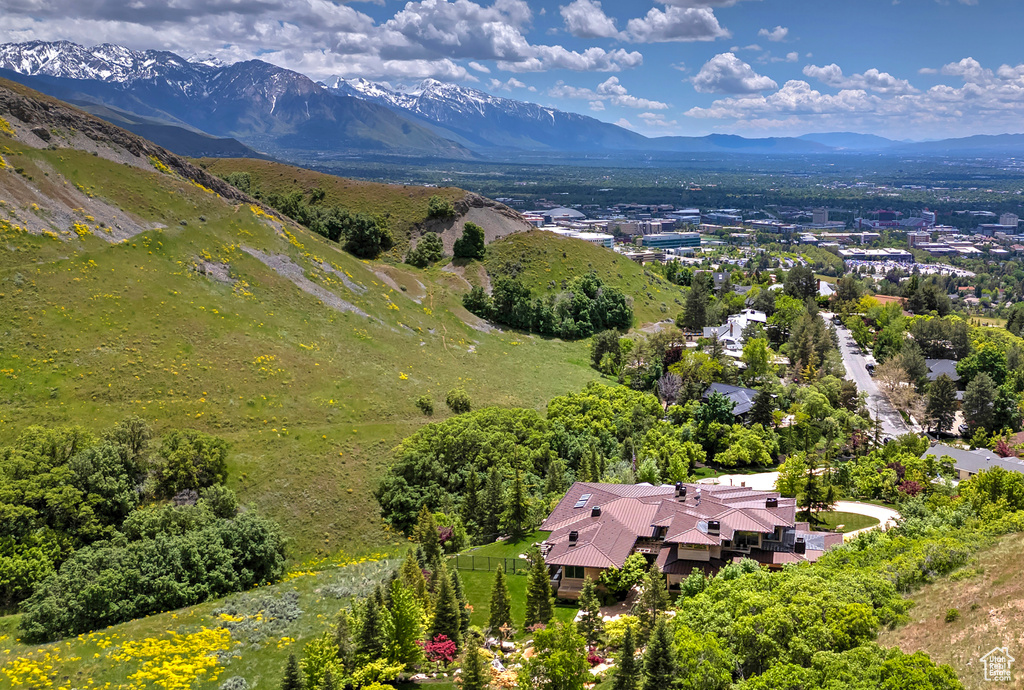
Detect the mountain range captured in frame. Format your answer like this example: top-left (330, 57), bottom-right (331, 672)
top-left (3, 40), bottom-right (1024, 161)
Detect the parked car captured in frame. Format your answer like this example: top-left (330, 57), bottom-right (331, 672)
top-left (959, 423), bottom-right (970, 437)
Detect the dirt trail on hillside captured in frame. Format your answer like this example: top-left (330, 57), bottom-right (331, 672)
top-left (242, 246), bottom-right (368, 317)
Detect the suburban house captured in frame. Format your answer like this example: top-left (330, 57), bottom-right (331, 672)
top-left (925, 359), bottom-right (960, 383)
top-left (703, 382), bottom-right (760, 419)
top-left (702, 309), bottom-right (767, 351)
top-left (921, 443), bottom-right (1024, 481)
top-left (540, 482), bottom-right (842, 599)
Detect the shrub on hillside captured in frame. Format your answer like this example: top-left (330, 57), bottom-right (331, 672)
top-left (445, 389), bottom-right (472, 414)
top-left (453, 222), bottom-right (486, 260)
top-left (406, 233), bottom-right (444, 268)
top-left (427, 195), bottom-right (456, 220)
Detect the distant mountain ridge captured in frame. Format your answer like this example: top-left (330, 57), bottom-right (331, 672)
top-left (0, 41), bottom-right (473, 159)
top-left (4, 40), bottom-right (1024, 159)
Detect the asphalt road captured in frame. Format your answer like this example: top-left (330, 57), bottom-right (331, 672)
top-left (833, 323), bottom-right (911, 439)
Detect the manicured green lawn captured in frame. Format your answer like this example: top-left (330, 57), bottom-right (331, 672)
top-left (812, 511), bottom-right (879, 533)
top-left (692, 464), bottom-right (780, 480)
top-left (462, 530), bottom-right (550, 559)
top-left (458, 568), bottom-right (577, 633)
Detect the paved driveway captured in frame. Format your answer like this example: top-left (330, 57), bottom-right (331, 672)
top-left (833, 324), bottom-right (911, 438)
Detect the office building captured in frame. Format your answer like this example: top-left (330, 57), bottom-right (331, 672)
top-left (640, 232), bottom-right (702, 250)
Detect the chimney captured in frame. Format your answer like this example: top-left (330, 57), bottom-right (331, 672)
top-left (675, 481), bottom-right (683, 496)
top-left (707, 520), bottom-right (720, 536)
top-left (766, 497), bottom-right (779, 509)
top-left (569, 530), bottom-right (578, 546)
top-left (678, 485), bottom-right (687, 501)
top-left (795, 538), bottom-right (806, 554)
top-left (591, 506), bottom-right (602, 518)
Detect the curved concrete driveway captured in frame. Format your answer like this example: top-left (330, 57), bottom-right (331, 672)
top-left (698, 473), bottom-right (900, 540)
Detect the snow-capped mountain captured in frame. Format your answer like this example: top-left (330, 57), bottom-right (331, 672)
top-left (0, 41), bottom-right (472, 158)
top-left (327, 76), bottom-right (650, 152)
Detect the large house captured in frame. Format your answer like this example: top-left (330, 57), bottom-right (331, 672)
top-left (921, 443), bottom-right (1024, 481)
top-left (540, 482), bottom-right (842, 599)
top-left (702, 309), bottom-right (767, 350)
top-left (703, 382), bottom-right (759, 419)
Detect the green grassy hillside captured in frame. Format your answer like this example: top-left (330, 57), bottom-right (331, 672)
top-left (197, 158), bottom-right (464, 254)
top-left (483, 229), bottom-right (686, 325)
top-left (0, 133), bottom-right (599, 563)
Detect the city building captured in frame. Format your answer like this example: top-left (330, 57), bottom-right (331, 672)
top-left (639, 232), bottom-right (702, 250)
top-left (812, 208), bottom-right (829, 225)
top-left (907, 231), bottom-right (931, 248)
top-left (839, 248), bottom-right (914, 262)
top-left (543, 227), bottom-right (614, 248)
top-left (921, 210), bottom-right (937, 226)
top-left (1000, 213), bottom-right (1019, 228)
top-left (541, 482), bottom-right (843, 598)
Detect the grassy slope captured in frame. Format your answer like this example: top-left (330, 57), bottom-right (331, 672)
top-left (197, 158), bottom-right (464, 255)
top-left (0, 135), bottom-right (600, 561)
top-left (878, 532), bottom-right (1024, 690)
top-left (483, 229), bottom-right (687, 325)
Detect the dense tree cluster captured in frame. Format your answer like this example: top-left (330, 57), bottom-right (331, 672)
top-left (405, 232), bottom-right (444, 268)
top-left (0, 418), bottom-right (286, 641)
top-left (463, 273), bottom-right (633, 340)
top-left (220, 173), bottom-right (394, 258)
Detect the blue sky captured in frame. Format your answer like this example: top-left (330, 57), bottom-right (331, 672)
top-left (4, 0), bottom-right (1024, 139)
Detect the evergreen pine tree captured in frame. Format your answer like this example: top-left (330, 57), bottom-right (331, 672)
top-left (482, 466), bottom-right (504, 541)
top-left (576, 577), bottom-right (603, 644)
top-left (524, 548), bottom-right (553, 628)
top-left (641, 618), bottom-right (677, 690)
top-left (488, 564), bottom-right (514, 638)
top-left (281, 653), bottom-right (302, 690)
top-left (501, 468), bottom-right (530, 539)
top-left (414, 505), bottom-right (443, 570)
top-left (430, 562), bottom-right (463, 649)
top-left (333, 609), bottom-right (356, 670)
top-left (319, 668), bottom-right (335, 690)
top-left (926, 373), bottom-right (958, 435)
top-left (801, 464), bottom-right (823, 523)
top-left (463, 468), bottom-right (482, 534)
top-left (356, 591), bottom-right (388, 658)
top-left (634, 563), bottom-right (669, 637)
top-left (750, 388), bottom-right (775, 427)
top-left (450, 567), bottom-right (472, 638)
top-left (612, 624), bottom-right (639, 690)
top-left (544, 458), bottom-right (566, 496)
top-left (460, 637), bottom-right (489, 690)
top-left (400, 549), bottom-right (429, 606)
top-left (578, 452), bottom-right (593, 483)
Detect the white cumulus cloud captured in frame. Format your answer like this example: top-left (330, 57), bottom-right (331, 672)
top-left (692, 52), bottom-right (777, 93)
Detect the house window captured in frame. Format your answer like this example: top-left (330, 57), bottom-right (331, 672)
top-left (565, 566), bottom-right (585, 579)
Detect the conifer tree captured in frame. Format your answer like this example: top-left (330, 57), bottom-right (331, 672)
top-left (463, 468), bottom-right (482, 533)
top-left (400, 550), bottom-right (429, 606)
top-left (634, 563), bottom-right (669, 637)
top-left (641, 618), bottom-right (677, 690)
top-left (750, 388), bottom-right (775, 428)
top-left (481, 466), bottom-right (504, 541)
top-left (578, 452), bottom-right (593, 483)
top-left (388, 580), bottom-right (424, 665)
top-left (612, 624), bottom-right (640, 690)
top-left (319, 669), bottom-right (335, 690)
top-left (501, 467), bottom-right (530, 539)
top-left (356, 591), bottom-right (388, 658)
top-left (576, 577), bottom-right (603, 644)
top-left (414, 505), bottom-right (443, 569)
top-left (524, 548), bottom-right (553, 628)
top-left (333, 609), bottom-right (356, 671)
top-left (488, 564), bottom-right (513, 638)
top-left (544, 458), bottom-right (566, 496)
top-left (430, 562), bottom-right (463, 649)
top-left (450, 567), bottom-right (472, 638)
top-left (281, 653), bottom-right (303, 690)
top-left (460, 636), bottom-right (489, 690)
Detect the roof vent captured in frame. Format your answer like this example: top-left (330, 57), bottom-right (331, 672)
top-left (678, 485), bottom-right (687, 501)
top-left (795, 537), bottom-right (806, 554)
top-left (766, 497), bottom-right (779, 509)
top-left (568, 530), bottom-right (578, 545)
top-left (591, 505), bottom-right (602, 518)
top-left (674, 481), bottom-right (683, 495)
top-left (707, 520), bottom-right (721, 536)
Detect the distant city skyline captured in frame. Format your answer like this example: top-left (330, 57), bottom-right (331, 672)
top-left (3, 0), bottom-right (1023, 140)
